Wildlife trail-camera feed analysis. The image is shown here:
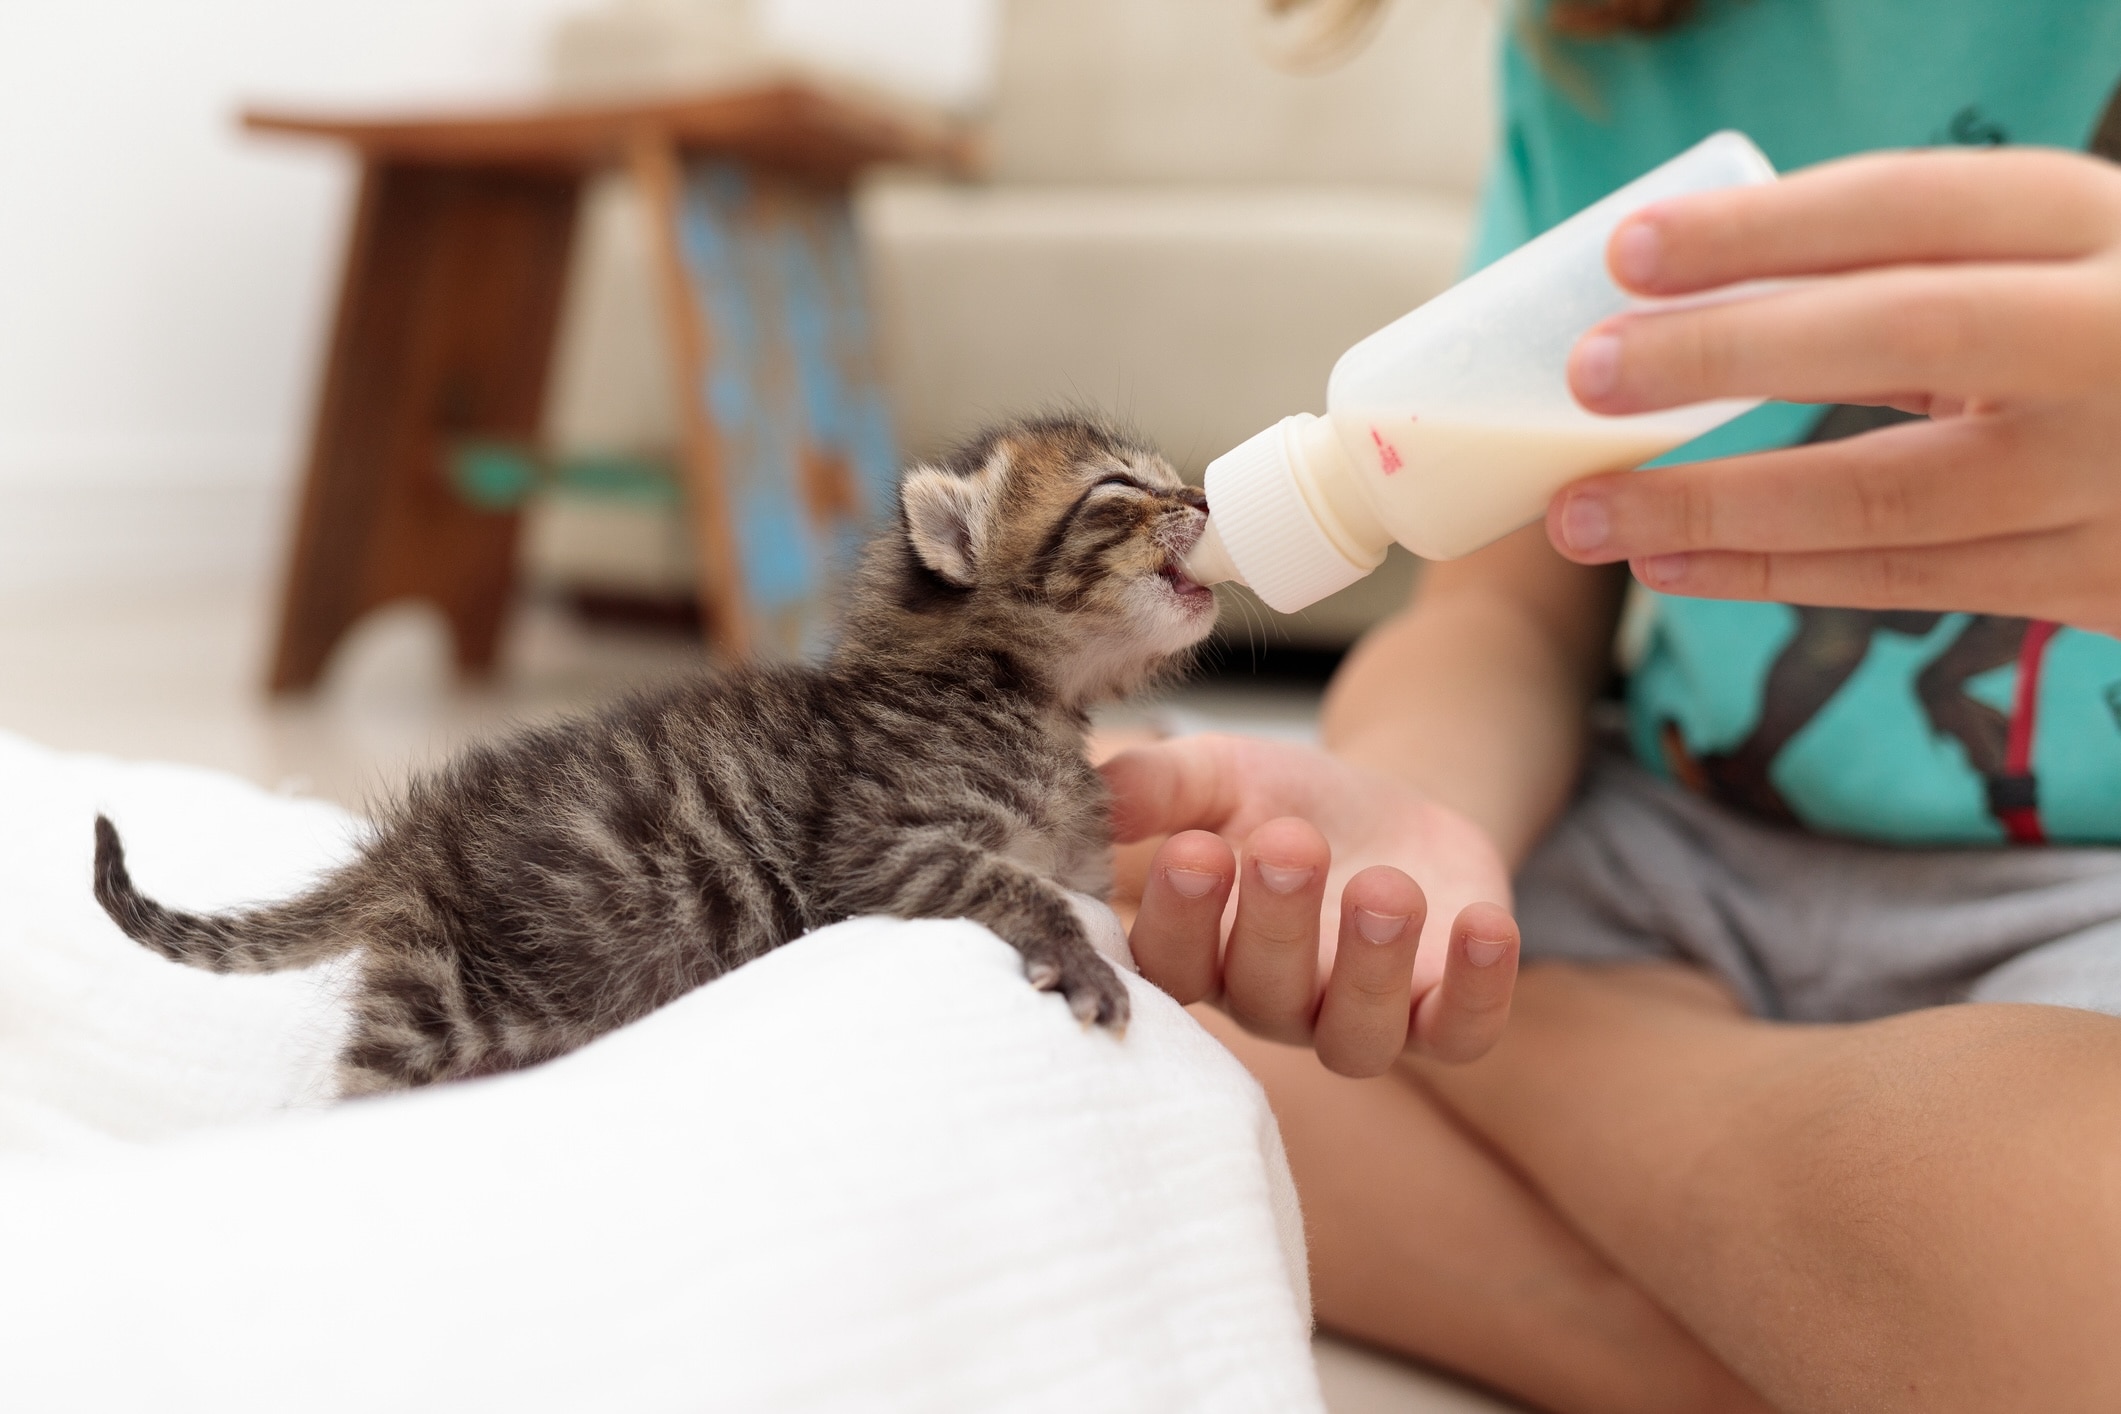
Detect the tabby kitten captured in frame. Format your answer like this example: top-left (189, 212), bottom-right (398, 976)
top-left (93, 417), bottom-right (1217, 1097)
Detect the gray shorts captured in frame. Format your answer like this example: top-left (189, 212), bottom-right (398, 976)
top-left (1517, 753), bottom-right (2121, 1022)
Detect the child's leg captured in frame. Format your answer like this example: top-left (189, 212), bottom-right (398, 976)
top-left (1193, 1004), bottom-right (1773, 1414)
top-left (1414, 963), bottom-right (2121, 1414)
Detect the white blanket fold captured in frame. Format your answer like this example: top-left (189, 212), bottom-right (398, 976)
top-left (0, 731), bottom-right (1319, 1412)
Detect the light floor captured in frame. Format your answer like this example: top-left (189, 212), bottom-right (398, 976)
top-left (0, 578), bottom-right (1520, 1414)
top-left (0, 580), bottom-right (1337, 809)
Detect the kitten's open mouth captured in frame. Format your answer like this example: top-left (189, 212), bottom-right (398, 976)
top-left (1158, 560), bottom-right (1214, 605)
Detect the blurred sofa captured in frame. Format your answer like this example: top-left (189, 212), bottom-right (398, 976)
top-left (537, 0), bottom-right (1498, 646)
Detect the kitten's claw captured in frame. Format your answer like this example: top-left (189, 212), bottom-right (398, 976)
top-left (1065, 973), bottom-right (1130, 1033)
top-left (1022, 947), bottom-right (1129, 1033)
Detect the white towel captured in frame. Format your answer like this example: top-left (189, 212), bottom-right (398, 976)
top-left (0, 730), bottom-right (1320, 1412)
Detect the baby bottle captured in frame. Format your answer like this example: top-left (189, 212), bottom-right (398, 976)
top-left (1183, 130), bottom-right (1777, 613)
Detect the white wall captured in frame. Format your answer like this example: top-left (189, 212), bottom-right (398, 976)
top-left (0, 0), bottom-right (995, 594)
top-left (761, 0), bottom-right (997, 112)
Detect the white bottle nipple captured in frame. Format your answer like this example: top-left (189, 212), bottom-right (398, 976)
top-left (1181, 517), bottom-right (1242, 589)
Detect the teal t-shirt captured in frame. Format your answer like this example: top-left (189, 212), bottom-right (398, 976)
top-left (1471, 0), bottom-right (2121, 845)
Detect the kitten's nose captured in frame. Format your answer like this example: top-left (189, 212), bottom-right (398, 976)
top-left (1173, 486), bottom-right (1207, 513)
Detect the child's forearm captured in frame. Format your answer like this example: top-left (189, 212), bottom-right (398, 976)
top-left (1322, 533), bottom-right (1626, 867)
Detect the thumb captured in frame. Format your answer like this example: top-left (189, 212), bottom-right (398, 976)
top-left (1099, 735), bottom-right (1245, 844)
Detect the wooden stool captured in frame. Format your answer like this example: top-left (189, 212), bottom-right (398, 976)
top-left (248, 85), bottom-right (970, 691)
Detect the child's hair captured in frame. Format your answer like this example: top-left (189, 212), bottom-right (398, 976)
top-left (1263, 0), bottom-right (1694, 66)
top-left (1541, 0), bottom-right (1695, 37)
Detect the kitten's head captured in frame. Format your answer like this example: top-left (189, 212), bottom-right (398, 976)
top-left (851, 416), bottom-right (1217, 708)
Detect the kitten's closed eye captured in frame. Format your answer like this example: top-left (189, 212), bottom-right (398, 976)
top-left (1088, 474), bottom-right (1151, 497)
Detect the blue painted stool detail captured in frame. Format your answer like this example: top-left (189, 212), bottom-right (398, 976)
top-left (665, 158), bottom-right (900, 658)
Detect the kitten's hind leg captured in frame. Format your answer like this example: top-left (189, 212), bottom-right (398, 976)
top-left (334, 949), bottom-right (491, 1097)
top-left (334, 1048), bottom-right (413, 1100)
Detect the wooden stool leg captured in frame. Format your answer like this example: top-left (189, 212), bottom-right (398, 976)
top-left (629, 134), bottom-right (754, 660)
top-left (268, 160), bottom-right (579, 692)
top-left (631, 140), bottom-right (902, 660)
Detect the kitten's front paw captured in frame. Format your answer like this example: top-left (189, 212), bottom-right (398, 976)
top-left (1023, 943), bottom-right (1130, 1032)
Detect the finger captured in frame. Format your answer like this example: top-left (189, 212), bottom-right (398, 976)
top-left (1128, 831), bottom-right (1235, 1006)
top-left (1629, 528), bottom-right (2121, 634)
top-left (1312, 866), bottom-right (1426, 1079)
top-left (1408, 902), bottom-right (1519, 1064)
top-left (1610, 147), bottom-right (2121, 296)
top-left (1106, 834), bottom-right (1164, 920)
top-left (1547, 413), bottom-right (2090, 562)
top-left (1099, 735), bottom-right (1242, 843)
top-left (1221, 817), bottom-right (1331, 1045)
top-left (1570, 265), bottom-right (2121, 414)
top-left (1087, 725), bottom-right (1163, 766)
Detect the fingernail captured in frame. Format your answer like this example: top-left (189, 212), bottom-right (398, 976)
top-left (1466, 935), bottom-right (1510, 968)
top-left (1558, 493), bottom-right (1610, 553)
top-left (1355, 908), bottom-right (1408, 944)
top-left (1613, 219), bottom-right (1662, 287)
top-left (1637, 553), bottom-right (1688, 588)
top-left (1572, 332), bottom-right (1622, 401)
top-left (1164, 866), bottom-right (1220, 899)
top-left (1257, 861), bottom-right (1315, 895)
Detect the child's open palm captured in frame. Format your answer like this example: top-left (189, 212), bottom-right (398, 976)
top-left (1101, 733), bottom-right (1519, 1077)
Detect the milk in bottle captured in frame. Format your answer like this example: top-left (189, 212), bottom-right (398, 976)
top-left (1183, 131), bottom-right (1778, 613)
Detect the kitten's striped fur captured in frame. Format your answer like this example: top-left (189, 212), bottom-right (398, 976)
top-left (93, 417), bottom-right (1217, 1097)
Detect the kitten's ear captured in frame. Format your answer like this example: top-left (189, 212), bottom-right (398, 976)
top-left (900, 461), bottom-right (1001, 587)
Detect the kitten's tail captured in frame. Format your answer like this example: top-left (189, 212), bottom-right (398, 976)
top-left (93, 815), bottom-right (360, 973)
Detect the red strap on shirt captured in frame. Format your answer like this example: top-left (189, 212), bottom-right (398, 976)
top-left (1997, 620), bottom-right (2062, 844)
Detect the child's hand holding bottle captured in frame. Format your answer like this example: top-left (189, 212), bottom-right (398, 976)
top-left (1549, 147), bottom-right (2121, 634)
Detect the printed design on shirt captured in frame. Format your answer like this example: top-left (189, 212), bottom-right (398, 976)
top-left (2097, 73), bottom-right (2121, 159)
top-left (1660, 608), bottom-right (2061, 841)
top-left (1656, 408), bottom-right (2066, 842)
top-left (1936, 104), bottom-right (2009, 146)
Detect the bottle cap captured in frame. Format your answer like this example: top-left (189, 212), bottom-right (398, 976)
top-left (1199, 418), bottom-right (1374, 614)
